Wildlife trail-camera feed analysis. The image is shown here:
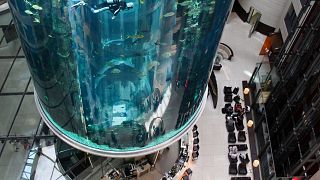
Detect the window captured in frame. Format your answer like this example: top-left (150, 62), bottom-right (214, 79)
top-left (300, 0), bottom-right (308, 6)
top-left (284, 4), bottom-right (297, 33)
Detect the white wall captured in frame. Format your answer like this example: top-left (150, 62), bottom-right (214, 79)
top-left (238, 0), bottom-right (288, 28)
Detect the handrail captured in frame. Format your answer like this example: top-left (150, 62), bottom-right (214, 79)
top-left (220, 42), bottom-right (234, 60)
top-left (274, 0), bottom-right (313, 68)
top-left (249, 65), bottom-right (259, 86)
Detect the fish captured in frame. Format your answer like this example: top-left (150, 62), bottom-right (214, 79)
top-left (103, 58), bottom-right (134, 70)
top-left (163, 12), bottom-right (175, 17)
top-left (162, 52), bottom-right (172, 58)
top-left (190, 22), bottom-right (198, 28)
top-left (32, 5), bottom-right (43, 10)
top-left (24, 10), bottom-right (33, 15)
top-left (179, 1), bottom-right (192, 6)
top-left (111, 68), bottom-right (121, 74)
top-left (127, 34), bottom-right (144, 39)
top-left (102, 39), bottom-right (125, 47)
top-left (33, 18), bottom-right (40, 23)
top-left (148, 61), bottom-right (160, 70)
top-left (140, 0), bottom-right (144, 4)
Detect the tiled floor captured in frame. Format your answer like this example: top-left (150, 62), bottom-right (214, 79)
top-left (0, 10), bottom-right (265, 180)
top-left (189, 13), bottom-right (265, 180)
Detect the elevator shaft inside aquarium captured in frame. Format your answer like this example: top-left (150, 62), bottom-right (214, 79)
top-left (9, 0), bottom-right (231, 156)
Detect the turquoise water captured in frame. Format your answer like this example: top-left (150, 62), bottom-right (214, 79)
top-left (9, 0), bottom-right (231, 154)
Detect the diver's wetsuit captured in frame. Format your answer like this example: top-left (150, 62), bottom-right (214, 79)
top-left (72, 0), bottom-right (133, 17)
top-left (95, 0), bottom-right (132, 16)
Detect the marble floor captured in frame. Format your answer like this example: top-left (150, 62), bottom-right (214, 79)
top-left (0, 10), bottom-right (266, 180)
top-left (189, 13), bottom-right (266, 180)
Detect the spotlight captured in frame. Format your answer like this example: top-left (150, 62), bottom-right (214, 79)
top-left (253, 159), bottom-right (260, 167)
top-left (247, 120), bottom-right (254, 128)
top-left (244, 88), bottom-right (250, 95)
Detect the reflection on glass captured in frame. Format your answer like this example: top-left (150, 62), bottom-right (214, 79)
top-left (9, 0), bottom-right (231, 155)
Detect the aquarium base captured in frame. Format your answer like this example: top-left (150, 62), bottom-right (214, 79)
top-left (34, 87), bottom-right (208, 158)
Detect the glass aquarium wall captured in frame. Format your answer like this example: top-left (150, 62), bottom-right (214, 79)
top-left (9, 0), bottom-right (231, 156)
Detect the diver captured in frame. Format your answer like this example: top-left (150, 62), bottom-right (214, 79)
top-left (71, 0), bottom-right (133, 19)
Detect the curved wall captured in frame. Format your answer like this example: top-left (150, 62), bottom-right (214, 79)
top-left (9, 0), bottom-right (231, 157)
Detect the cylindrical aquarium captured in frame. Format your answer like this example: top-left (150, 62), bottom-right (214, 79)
top-left (9, 0), bottom-right (231, 157)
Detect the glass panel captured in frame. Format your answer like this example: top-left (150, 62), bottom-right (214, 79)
top-left (0, 58), bottom-right (13, 86)
top-left (9, 0), bottom-right (231, 154)
top-left (1, 58), bottom-right (30, 93)
top-left (0, 96), bottom-right (21, 135)
top-left (10, 95), bottom-right (41, 136)
top-left (260, 151), bottom-right (270, 179)
top-left (284, 4), bottom-right (297, 33)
